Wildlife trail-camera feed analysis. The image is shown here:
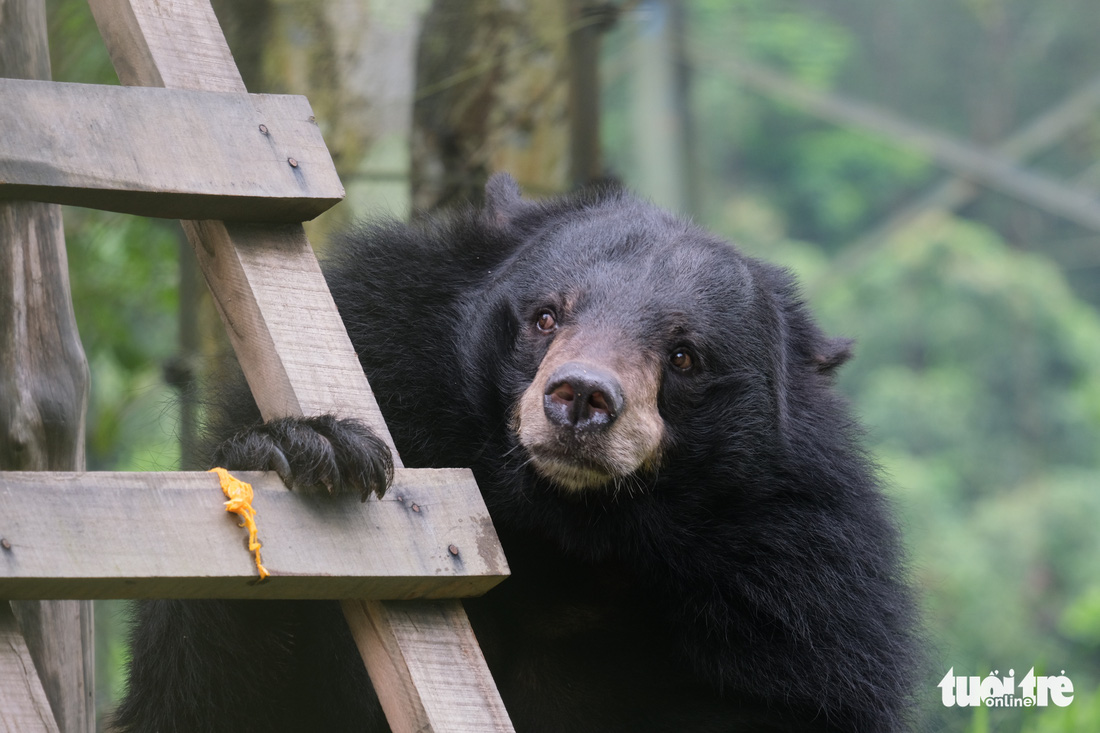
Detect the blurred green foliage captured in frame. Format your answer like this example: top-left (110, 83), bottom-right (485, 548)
top-left (822, 227), bottom-right (1100, 732)
top-left (65, 209), bottom-right (182, 472)
top-left (825, 220), bottom-right (1100, 494)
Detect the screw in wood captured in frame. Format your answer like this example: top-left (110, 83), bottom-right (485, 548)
top-left (1, 538), bottom-right (11, 550)
top-left (288, 157), bottom-right (299, 168)
top-left (258, 124), bottom-right (269, 135)
top-left (448, 544), bottom-right (460, 557)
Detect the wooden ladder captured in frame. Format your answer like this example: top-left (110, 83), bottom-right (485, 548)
top-left (0, 1), bottom-right (514, 731)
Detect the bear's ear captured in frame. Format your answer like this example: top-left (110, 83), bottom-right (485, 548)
top-left (484, 172), bottom-right (525, 227)
top-left (813, 337), bottom-right (853, 376)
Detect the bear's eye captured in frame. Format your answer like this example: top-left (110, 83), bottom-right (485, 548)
top-left (669, 348), bottom-right (693, 371)
top-left (535, 309), bottom-right (557, 332)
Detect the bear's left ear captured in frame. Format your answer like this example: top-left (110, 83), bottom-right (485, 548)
top-left (484, 172), bottom-right (526, 227)
top-left (812, 337), bottom-right (853, 376)
top-left (756, 262), bottom-right (853, 443)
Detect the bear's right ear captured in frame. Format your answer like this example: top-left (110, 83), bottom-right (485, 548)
top-left (813, 337), bottom-right (853, 376)
top-left (484, 172), bottom-right (526, 227)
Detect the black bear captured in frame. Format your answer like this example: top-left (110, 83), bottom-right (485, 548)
top-left (115, 174), bottom-right (918, 732)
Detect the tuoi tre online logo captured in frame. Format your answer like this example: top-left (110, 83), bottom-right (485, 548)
top-left (938, 668), bottom-right (1074, 708)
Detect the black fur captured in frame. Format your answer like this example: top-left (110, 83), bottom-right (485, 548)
top-left (212, 415), bottom-right (392, 500)
top-left (115, 175), bottom-right (918, 732)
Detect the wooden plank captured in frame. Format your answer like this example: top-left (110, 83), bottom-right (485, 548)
top-left (0, 469), bottom-right (507, 600)
top-left (180, 220), bottom-right (515, 731)
top-left (89, 0), bottom-right (245, 93)
top-left (0, 79), bottom-right (343, 222)
top-left (0, 602), bottom-right (59, 733)
top-left (89, 0), bottom-right (515, 729)
top-left (6, 602), bottom-right (93, 733)
top-left (343, 600), bottom-right (516, 733)
top-left (183, 220), bottom-right (398, 450)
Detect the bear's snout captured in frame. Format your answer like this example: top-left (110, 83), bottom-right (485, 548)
top-left (514, 327), bottom-right (665, 492)
top-left (543, 362), bottom-right (623, 432)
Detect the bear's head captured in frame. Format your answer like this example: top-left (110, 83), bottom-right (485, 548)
top-left (471, 173), bottom-right (853, 498)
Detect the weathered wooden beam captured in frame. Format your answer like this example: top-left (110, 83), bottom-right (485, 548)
top-left (343, 600), bottom-right (518, 733)
top-left (0, 469), bottom-right (507, 601)
top-left (0, 79), bottom-right (343, 222)
top-left (89, 0), bottom-right (515, 729)
top-left (90, 0), bottom-right (244, 93)
top-left (5, 601), bottom-right (93, 733)
top-left (183, 220), bottom-right (398, 450)
top-left (0, 602), bottom-right (59, 733)
top-left (180, 214), bottom-right (515, 732)
top-left (179, 217), bottom-right (519, 731)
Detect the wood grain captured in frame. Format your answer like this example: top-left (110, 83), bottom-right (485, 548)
top-left (89, 0), bottom-right (245, 93)
top-left (85, 0), bottom-right (516, 729)
top-left (6, 601), bottom-right (93, 733)
top-left (183, 220), bottom-right (398, 451)
top-left (344, 599), bottom-right (517, 733)
top-left (0, 602), bottom-right (59, 733)
top-left (0, 79), bottom-right (343, 222)
top-left (0, 469), bottom-right (507, 600)
top-left (178, 218), bottom-right (516, 729)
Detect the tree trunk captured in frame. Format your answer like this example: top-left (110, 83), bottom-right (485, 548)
top-left (0, 2), bottom-right (95, 731)
top-left (631, 0), bottom-right (693, 215)
top-left (568, 2), bottom-right (615, 189)
top-left (411, 0), bottom-right (577, 211)
top-left (213, 0), bottom-right (422, 231)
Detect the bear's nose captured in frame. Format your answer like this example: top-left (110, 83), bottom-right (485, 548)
top-left (543, 362), bottom-right (623, 432)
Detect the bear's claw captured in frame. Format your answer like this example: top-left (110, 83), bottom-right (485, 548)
top-left (211, 415), bottom-right (393, 501)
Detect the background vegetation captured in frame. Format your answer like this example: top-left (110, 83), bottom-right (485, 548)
top-left (40, 0), bottom-right (1100, 730)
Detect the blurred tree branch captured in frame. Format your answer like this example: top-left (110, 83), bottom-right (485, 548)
top-left (696, 50), bottom-right (1100, 233)
top-left (825, 74), bottom-right (1100, 285)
